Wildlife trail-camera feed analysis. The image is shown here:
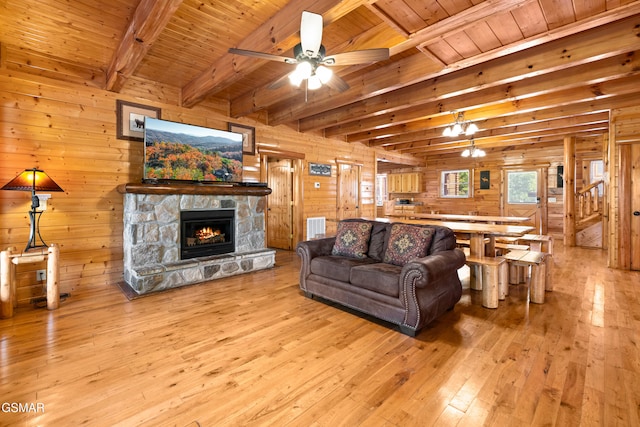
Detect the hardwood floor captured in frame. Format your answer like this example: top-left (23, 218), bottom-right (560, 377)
top-left (1, 244), bottom-right (639, 426)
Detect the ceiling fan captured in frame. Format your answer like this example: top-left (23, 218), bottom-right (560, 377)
top-left (229, 11), bottom-right (390, 92)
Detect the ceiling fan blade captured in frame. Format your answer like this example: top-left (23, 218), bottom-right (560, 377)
top-left (325, 74), bottom-right (350, 92)
top-left (267, 73), bottom-right (293, 90)
top-left (323, 48), bottom-right (390, 66)
top-left (229, 48), bottom-right (296, 64)
top-left (300, 11), bottom-right (323, 58)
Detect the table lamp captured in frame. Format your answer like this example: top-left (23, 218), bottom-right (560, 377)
top-left (1, 168), bottom-right (64, 251)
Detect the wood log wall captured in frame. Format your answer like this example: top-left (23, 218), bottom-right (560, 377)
top-left (387, 139), bottom-right (603, 237)
top-left (609, 106), bottom-right (640, 269)
top-left (0, 68), bottom-right (416, 304)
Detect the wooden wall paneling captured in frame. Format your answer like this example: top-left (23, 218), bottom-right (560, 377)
top-left (609, 106), bottom-right (640, 269)
top-left (563, 136), bottom-right (576, 246)
top-left (631, 143), bottom-right (640, 270)
top-left (618, 144), bottom-right (632, 270)
top-left (0, 67), bottom-right (382, 305)
top-left (602, 132), bottom-right (609, 250)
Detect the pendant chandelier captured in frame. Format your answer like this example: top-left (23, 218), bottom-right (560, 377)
top-left (461, 138), bottom-right (486, 158)
top-left (442, 111), bottom-right (479, 137)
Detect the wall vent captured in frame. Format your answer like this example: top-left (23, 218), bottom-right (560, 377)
top-left (306, 217), bottom-right (326, 239)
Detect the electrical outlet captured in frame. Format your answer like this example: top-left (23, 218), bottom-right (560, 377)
top-left (36, 270), bottom-right (46, 281)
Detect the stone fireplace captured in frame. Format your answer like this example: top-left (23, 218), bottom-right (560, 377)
top-left (119, 183), bottom-right (275, 295)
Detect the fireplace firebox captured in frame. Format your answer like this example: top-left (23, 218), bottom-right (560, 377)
top-left (180, 209), bottom-right (235, 259)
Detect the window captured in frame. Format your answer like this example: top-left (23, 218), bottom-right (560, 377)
top-left (376, 174), bottom-right (388, 206)
top-left (590, 160), bottom-right (604, 196)
top-left (440, 169), bottom-right (469, 198)
top-left (507, 171), bottom-right (537, 204)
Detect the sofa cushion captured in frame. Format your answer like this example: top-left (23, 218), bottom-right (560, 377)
top-left (367, 221), bottom-right (390, 261)
top-left (383, 223), bottom-right (435, 266)
top-left (331, 221), bottom-right (373, 259)
top-left (310, 255), bottom-right (377, 282)
top-left (350, 263), bottom-right (402, 298)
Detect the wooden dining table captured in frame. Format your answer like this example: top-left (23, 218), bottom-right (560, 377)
top-left (386, 212), bottom-right (530, 224)
top-left (375, 217), bottom-right (535, 258)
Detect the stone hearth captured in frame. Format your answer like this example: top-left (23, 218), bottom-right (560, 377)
top-left (119, 183), bottom-right (275, 295)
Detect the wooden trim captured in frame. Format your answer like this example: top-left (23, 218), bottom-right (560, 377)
top-left (618, 144), bottom-right (632, 270)
top-left (118, 183), bottom-right (271, 196)
top-left (563, 136), bottom-right (576, 246)
top-left (257, 147), bottom-right (305, 159)
top-left (335, 158), bottom-right (363, 166)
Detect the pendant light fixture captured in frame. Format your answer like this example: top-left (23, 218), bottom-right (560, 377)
top-left (443, 111), bottom-right (479, 137)
top-left (461, 138), bottom-right (486, 158)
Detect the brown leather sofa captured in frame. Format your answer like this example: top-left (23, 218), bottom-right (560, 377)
top-left (296, 218), bottom-right (466, 336)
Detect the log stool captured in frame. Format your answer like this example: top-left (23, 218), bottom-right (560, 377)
top-left (0, 244), bottom-right (60, 318)
top-left (503, 249), bottom-right (552, 303)
top-left (465, 256), bottom-right (508, 309)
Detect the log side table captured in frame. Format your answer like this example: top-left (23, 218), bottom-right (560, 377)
top-left (1, 244), bottom-right (60, 318)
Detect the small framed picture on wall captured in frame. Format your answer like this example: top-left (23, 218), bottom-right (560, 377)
top-left (228, 123), bottom-right (256, 155)
top-left (116, 100), bottom-right (161, 141)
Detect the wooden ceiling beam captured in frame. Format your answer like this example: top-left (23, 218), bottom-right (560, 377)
top-left (303, 17), bottom-right (640, 133)
top-left (389, 118), bottom-right (610, 153)
top-left (229, 21), bottom-right (407, 118)
top-left (351, 103), bottom-right (612, 143)
top-left (105, 0), bottom-right (183, 92)
top-left (234, 0), bottom-right (530, 122)
top-left (181, 0), bottom-right (370, 108)
top-left (398, 124), bottom-right (608, 156)
top-left (264, 2), bottom-right (640, 127)
top-left (322, 56), bottom-right (640, 140)
top-left (370, 112), bottom-right (610, 149)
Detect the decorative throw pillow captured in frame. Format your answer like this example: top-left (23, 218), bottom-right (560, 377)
top-left (331, 221), bottom-right (373, 259)
top-left (383, 224), bottom-right (434, 266)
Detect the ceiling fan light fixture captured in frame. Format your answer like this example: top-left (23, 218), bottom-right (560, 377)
top-left (316, 65), bottom-right (332, 84)
top-left (307, 74), bottom-right (322, 90)
top-left (295, 61), bottom-right (313, 80)
top-left (288, 72), bottom-right (304, 87)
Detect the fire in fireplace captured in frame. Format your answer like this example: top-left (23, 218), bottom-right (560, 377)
top-left (180, 209), bottom-right (235, 259)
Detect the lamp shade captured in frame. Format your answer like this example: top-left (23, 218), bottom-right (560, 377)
top-left (1, 168), bottom-right (64, 192)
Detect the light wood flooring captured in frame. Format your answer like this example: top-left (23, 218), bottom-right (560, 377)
top-left (1, 244), bottom-right (639, 426)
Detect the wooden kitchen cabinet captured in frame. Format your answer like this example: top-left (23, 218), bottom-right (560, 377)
top-left (388, 172), bottom-right (422, 193)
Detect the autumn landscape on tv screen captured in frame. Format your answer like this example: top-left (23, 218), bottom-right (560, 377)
top-left (144, 118), bottom-right (243, 182)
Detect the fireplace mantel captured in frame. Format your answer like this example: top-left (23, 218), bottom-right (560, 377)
top-left (118, 182), bottom-right (271, 196)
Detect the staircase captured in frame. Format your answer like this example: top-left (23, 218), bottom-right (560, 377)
top-left (575, 180), bottom-right (604, 248)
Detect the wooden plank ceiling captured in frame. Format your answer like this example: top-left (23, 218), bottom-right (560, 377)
top-left (2, 0), bottom-right (640, 160)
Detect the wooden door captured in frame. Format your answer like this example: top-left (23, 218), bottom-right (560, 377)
top-left (337, 163), bottom-right (360, 219)
top-left (504, 169), bottom-right (545, 233)
top-left (631, 144), bottom-right (640, 270)
top-left (267, 158), bottom-right (293, 250)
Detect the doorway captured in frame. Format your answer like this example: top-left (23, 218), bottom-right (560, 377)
top-left (503, 168), bottom-right (547, 233)
top-left (261, 151), bottom-right (304, 251)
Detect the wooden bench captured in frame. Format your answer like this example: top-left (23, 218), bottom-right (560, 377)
top-left (502, 249), bottom-right (553, 303)
top-left (494, 242), bottom-right (530, 255)
top-left (465, 255), bottom-right (508, 309)
top-left (517, 234), bottom-right (554, 254)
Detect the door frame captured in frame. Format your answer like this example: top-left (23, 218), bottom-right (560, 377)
top-left (501, 165), bottom-right (549, 234)
top-left (260, 148), bottom-right (304, 250)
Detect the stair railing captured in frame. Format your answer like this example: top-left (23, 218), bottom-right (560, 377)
top-left (576, 180), bottom-right (604, 225)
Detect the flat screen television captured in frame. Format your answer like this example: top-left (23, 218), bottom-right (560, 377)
top-left (143, 117), bottom-right (243, 183)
